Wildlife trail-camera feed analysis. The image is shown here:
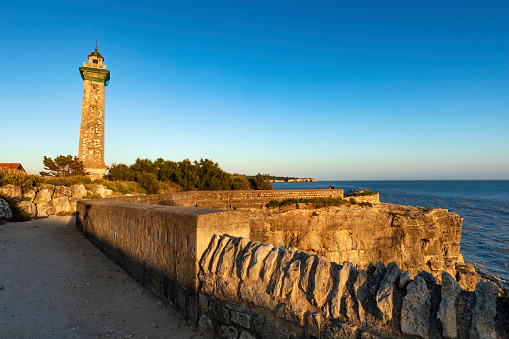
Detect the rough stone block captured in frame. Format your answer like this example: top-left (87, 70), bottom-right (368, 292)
top-left (469, 281), bottom-right (498, 339)
top-left (401, 275), bottom-right (431, 339)
top-left (437, 271), bottom-right (462, 338)
top-left (217, 325), bottom-right (238, 339)
top-left (231, 310), bottom-right (251, 329)
top-left (376, 261), bottom-right (401, 323)
top-left (53, 185), bottom-right (72, 198)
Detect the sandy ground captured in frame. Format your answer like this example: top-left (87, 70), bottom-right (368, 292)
top-left (0, 216), bottom-right (205, 339)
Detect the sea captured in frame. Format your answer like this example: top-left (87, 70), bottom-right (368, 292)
top-left (273, 180), bottom-right (509, 282)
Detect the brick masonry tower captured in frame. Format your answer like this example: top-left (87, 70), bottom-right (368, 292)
top-left (78, 47), bottom-right (110, 179)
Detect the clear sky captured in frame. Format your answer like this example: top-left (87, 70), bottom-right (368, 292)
top-left (1, 1), bottom-right (508, 180)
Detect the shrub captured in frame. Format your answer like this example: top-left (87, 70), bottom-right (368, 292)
top-left (232, 176), bottom-right (251, 190)
top-left (0, 172), bottom-right (41, 192)
top-left (136, 172), bottom-right (161, 194)
top-left (351, 191), bottom-right (377, 197)
top-left (249, 173), bottom-right (273, 190)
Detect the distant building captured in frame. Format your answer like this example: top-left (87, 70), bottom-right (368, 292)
top-left (0, 163), bottom-right (26, 173)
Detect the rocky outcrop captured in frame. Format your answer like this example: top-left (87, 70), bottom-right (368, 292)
top-left (198, 234), bottom-right (508, 339)
top-left (249, 204), bottom-right (463, 282)
top-left (0, 198), bottom-right (13, 219)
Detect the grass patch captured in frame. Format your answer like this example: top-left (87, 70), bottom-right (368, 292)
top-left (266, 197), bottom-right (350, 209)
top-left (389, 212), bottom-right (414, 219)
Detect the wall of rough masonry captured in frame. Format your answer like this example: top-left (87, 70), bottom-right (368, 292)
top-left (198, 234), bottom-right (509, 339)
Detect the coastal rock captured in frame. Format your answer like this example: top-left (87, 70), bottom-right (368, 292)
top-left (51, 196), bottom-right (72, 214)
top-left (0, 184), bottom-right (22, 200)
top-left (376, 262), bottom-right (401, 322)
top-left (437, 271), bottom-right (462, 338)
top-left (53, 185), bottom-right (72, 198)
top-left (456, 263), bottom-right (481, 291)
top-left (38, 184), bottom-right (55, 196)
top-left (17, 201), bottom-right (37, 218)
top-left (469, 282), bottom-right (498, 339)
top-left (0, 198), bottom-right (13, 219)
top-left (71, 184), bottom-right (87, 199)
top-left (34, 189), bottom-right (52, 204)
top-left (401, 275), bottom-right (431, 339)
top-left (36, 203), bottom-right (56, 218)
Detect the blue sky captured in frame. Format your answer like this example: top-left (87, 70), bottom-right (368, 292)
top-left (1, 1), bottom-right (508, 180)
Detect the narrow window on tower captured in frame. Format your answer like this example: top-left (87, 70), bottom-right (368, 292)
top-left (93, 59), bottom-right (98, 64)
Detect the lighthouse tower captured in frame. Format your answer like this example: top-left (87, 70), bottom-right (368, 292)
top-left (78, 47), bottom-right (110, 179)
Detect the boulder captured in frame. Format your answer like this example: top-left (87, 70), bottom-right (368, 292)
top-left (23, 189), bottom-right (38, 201)
top-left (51, 196), bottom-right (72, 214)
top-left (33, 189), bottom-right (52, 204)
top-left (91, 184), bottom-right (113, 198)
top-left (17, 201), bottom-right (37, 218)
top-left (36, 203), bottom-right (56, 218)
top-left (0, 198), bottom-right (13, 219)
top-left (0, 184), bottom-right (23, 199)
top-left (437, 271), bottom-right (462, 338)
top-left (469, 282), bottom-right (499, 339)
top-left (71, 184), bottom-right (87, 199)
top-left (401, 276), bottom-right (431, 339)
top-left (38, 184), bottom-right (55, 196)
top-left (53, 186), bottom-right (72, 198)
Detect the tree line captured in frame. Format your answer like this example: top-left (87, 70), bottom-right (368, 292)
top-left (106, 157), bottom-right (272, 193)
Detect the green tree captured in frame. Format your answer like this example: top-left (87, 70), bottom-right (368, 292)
top-left (40, 155), bottom-right (86, 177)
top-left (250, 173), bottom-right (273, 190)
top-left (196, 158), bottom-right (233, 190)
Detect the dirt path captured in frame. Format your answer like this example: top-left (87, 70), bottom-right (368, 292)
top-left (0, 216), bottom-right (205, 339)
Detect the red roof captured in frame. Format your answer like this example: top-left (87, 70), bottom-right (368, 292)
top-left (0, 163), bottom-right (26, 173)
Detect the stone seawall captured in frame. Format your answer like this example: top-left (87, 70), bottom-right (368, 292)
top-left (198, 234), bottom-right (509, 339)
top-left (76, 200), bottom-right (250, 321)
top-left (102, 189), bottom-right (345, 209)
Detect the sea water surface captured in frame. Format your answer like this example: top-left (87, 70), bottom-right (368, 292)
top-left (273, 180), bottom-right (509, 281)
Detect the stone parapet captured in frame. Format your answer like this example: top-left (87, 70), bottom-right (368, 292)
top-left (197, 234), bottom-right (508, 339)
